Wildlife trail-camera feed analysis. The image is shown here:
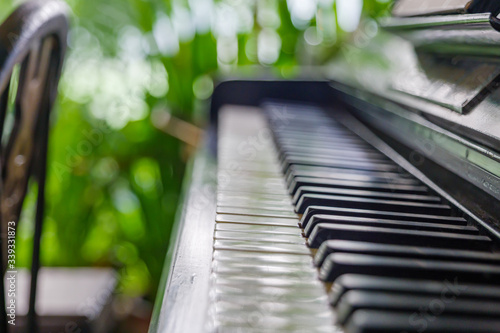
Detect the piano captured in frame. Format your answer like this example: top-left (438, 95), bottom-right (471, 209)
top-left (149, 1), bottom-right (500, 332)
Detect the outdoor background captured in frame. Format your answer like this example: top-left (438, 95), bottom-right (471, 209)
top-left (1, 0), bottom-right (392, 327)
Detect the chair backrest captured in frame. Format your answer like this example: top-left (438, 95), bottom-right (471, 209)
top-left (0, 1), bottom-right (68, 332)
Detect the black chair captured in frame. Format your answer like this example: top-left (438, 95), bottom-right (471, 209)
top-left (0, 1), bottom-right (68, 332)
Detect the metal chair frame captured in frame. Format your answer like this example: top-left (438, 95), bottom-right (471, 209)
top-left (0, 1), bottom-right (68, 332)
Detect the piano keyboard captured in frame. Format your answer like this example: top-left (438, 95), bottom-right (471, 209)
top-left (211, 104), bottom-right (500, 333)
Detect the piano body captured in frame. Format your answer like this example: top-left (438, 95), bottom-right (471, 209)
top-left (149, 1), bottom-right (500, 332)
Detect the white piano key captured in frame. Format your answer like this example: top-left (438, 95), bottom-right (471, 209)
top-left (214, 240), bottom-right (310, 255)
top-left (214, 230), bottom-right (305, 244)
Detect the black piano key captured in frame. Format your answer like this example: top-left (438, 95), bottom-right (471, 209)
top-left (308, 223), bottom-right (491, 250)
top-left (329, 274), bottom-right (500, 307)
top-left (273, 130), bottom-right (363, 140)
top-left (277, 147), bottom-right (385, 158)
top-left (271, 121), bottom-right (350, 129)
top-left (278, 147), bottom-right (385, 162)
top-left (268, 106), bottom-right (328, 116)
top-left (274, 132), bottom-right (364, 145)
top-left (265, 104), bottom-right (500, 332)
top-left (273, 125), bottom-right (359, 133)
top-left (281, 156), bottom-right (391, 174)
top-left (300, 206), bottom-right (467, 229)
top-left (319, 253), bottom-right (500, 283)
top-left (304, 214), bottom-right (477, 238)
top-left (272, 123), bottom-right (352, 131)
top-left (289, 177), bottom-right (428, 196)
top-left (293, 186), bottom-right (440, 206)
top-left (274, 128), bottom-right (364, 139)
top-left (296, 194), bottom-right (452, 215)
top-left (279, 146), bottom-right (372, 156)
top-left (276, 140), bottom-right (372, 152)
top-left (271, 114), bottom-right (333, 121)
top-left (344, 310), bottom-right (500, 333)
top-left (273, 129), bottom-right (346, 137)
top-left (270, 112), bottom-right (339, 120)
top-left (278, 142), bottom-right (376, 156)
top-left (336, 290), bottom-right (500, 325)
top-left (282, 156), bottom-right (398, 174)
top-left (271, 120), bottom-right (348, 128)
top-left (314, 239), bottom-right (496, 268)
top-left (269, 118), bottom-right (340, 127)
top-left (286, 166), bottom-right (417, 185)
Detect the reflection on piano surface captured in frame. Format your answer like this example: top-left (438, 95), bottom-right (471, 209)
top-left (149, 1), bottom-right (500, 332)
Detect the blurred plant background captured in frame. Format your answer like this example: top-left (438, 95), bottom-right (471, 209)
top-left (1, 0), bottom-right (391, 317)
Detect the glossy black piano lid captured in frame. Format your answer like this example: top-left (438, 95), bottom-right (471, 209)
top-left (392, 0), bottom-right (500, 17)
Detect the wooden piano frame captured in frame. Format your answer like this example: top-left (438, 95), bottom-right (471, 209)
top-left (149, 78), bottom-right (500, 332)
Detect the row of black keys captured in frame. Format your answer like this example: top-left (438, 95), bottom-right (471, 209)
top-left (265, 104), bottom-right (500, 333)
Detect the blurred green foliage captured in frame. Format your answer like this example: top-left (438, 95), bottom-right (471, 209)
top-left (1, 0), bottom-right (392, 300)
